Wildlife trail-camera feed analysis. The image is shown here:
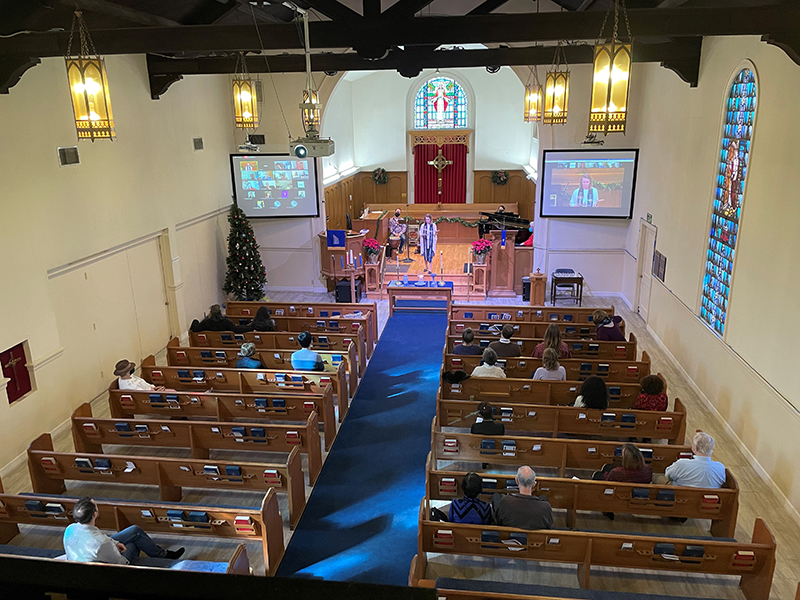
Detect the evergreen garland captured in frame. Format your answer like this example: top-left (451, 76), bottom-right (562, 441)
top-left (223, 204), bottom-right (267, 301)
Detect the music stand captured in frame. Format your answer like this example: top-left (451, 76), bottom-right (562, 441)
top-left (400, 203), bottom-right (414, 264)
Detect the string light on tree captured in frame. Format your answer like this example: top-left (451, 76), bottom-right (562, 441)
top-left (223, 204), bottom-right (267, 301)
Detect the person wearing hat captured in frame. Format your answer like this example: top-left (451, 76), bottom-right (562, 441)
top-left (291, 331), bottom-right (324, 371)
top-left (115, 359), bottom-right (165, 391)
top-left (236, 343), bottom-right (264, 369)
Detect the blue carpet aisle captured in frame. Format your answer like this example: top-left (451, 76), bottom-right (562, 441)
top-left (276, 311), bottom-right (447, 584)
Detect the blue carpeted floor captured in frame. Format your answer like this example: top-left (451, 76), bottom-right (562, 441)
top-left (276, 311), bottom-right (447, 584)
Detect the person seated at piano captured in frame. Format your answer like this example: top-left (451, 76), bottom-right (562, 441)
top-left (489, 324), bottom-right (521, 358)
top-left (454, 328), bottom-right (483, 356)
top-left (387, 208), bottom-right (407, 258)
top-left (496, 205), bottom-right (505, 214)
top-left (570, 174), bottom-right (599, 207)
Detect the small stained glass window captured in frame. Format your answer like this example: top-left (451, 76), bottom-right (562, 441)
top-left (700, 68), bottom-right (757, 336)
top-left (414, 76), bottom-right (468, 130)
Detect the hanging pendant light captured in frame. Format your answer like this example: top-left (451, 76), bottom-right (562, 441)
top-left (544, 42), bottom-right (570, 125)
top-left (64, 11), bottom-right (115, 141)
top-left (589, 0), bottom-right (633, 135)
top-left (233, 52), bottom-right (259, 129)
top-left (524, 66), bottom-right (543, 123)
top-left (300, 89), bottom-right (321, 133)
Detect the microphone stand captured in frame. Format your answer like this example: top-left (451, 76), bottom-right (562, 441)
top-left (401, 202), bottom-right (414, 264)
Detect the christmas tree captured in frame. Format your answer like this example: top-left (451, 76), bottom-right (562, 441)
top-left (223, 204), bottom-right (267, 301)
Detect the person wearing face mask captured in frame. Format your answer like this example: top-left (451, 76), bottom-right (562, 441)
top-left (521, 222), bottom-right (534, 247)
top-left (387, 208), bottom-right (407, 258)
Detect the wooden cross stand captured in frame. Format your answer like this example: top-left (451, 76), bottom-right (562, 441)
top-left (427, 149), bottom-right (453, 196)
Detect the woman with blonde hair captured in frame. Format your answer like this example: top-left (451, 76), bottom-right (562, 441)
top-left (532, 348), bottom-right (566, 381)
top-left (419, 213), bottom-right (438, 273)
top-left (533, 323), bottom-right (572, 359)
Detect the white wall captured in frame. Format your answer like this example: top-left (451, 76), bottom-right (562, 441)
top-left (627, 36), bottom-right (800, 518)
top-left (320, 78), bottom-right (356, 177)
top-left (0, 55), bottom-right (235, 470)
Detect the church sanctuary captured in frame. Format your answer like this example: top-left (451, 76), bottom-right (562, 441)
top-left (3, 1), bottom-right (800, 599)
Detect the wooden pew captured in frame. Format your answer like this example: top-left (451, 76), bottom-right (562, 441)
top-left (0, 476), bottom-right (283, 576)
top-left (229, 314), bottom-right (374, 359)
top-left (444, 352), bottom-right (651, 383)
top-left (167, 338), bottom-right (358, 400)
top-left (425, 455), bottom-right (739, 537)
top-left (440, 374), bottom-right (643, 409)
top-left (190, 328), bottom-right (367, 377)
top-left (225, 300), bottom-right (378, 353)
top-left (437, 398), bottom-right (687, 444)
top-left (450, 320), bottom-right (624, 340)
top-left (71, 403), bottom-right (323, 485)
top-left (450, 305), bottom-right (615, 323)
top-left (140, 355), bottom-right (347, 427)
top-left (431, 421), bottom-right (693, 475)
top-left (108, 386), bottom-right (337, 451)
top-left (412, 501), bottom-right (776, 600)
top-left (447, 334), bottom-right (638, 361)
top-left (27, 433), bottom-right (306, 529)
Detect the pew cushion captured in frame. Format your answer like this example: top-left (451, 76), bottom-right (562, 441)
top-left (435, 578), bottom-right (732, 600)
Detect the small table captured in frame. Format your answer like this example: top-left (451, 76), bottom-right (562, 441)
top-left (550, 272), bottom-right (584, 306)
top-left (387, 281), bottom-right (453, 317)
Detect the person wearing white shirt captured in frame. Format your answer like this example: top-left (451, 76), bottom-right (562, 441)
top-left (115, 359), bottom-right (165, 391)
top-left (470, 348), bottom-right (506, 379)
top-left (665, 431), bottom-right (726, 489)
top-left (63, 497), bottom-right (184, 564)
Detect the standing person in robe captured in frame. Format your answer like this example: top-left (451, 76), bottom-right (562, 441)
top-left (419, 213), bottom-right (438, 273)
top-left (569, 174), bottom-right (599, 207)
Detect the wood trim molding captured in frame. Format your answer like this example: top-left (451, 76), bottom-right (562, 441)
top-left (408, 129), bottom-right (472, 150)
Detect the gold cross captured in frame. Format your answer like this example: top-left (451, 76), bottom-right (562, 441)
top-left (427, 149), bottom-right (453, 196)
top-left (3, 355), bottom-right (23, 391)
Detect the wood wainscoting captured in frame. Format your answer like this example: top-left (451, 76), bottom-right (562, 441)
top-left (473, 170), bottom-right (536, 222)
top-left (324, 171), bottom-right (408, 230)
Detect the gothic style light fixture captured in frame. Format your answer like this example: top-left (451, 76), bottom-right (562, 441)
top-left (589, 0), bottom-right (633, 135)
top-left (544, 42), bottom-right (570, 125)
top-left (524, 66), bottom-right (543, 123)
top-left (65, 10), bottom-right (115, 141)
top-left (300, 89), bottom-right (321, 133)
top-left (233, 53), bottom-right (259, 129)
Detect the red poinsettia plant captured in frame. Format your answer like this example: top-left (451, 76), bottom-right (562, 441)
top-left (363, 238), bottom-right (381, 256)
top-left (471, 239), bottom-right (492, 256)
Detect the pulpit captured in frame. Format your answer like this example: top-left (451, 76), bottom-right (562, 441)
top-left (319, 231), bottom-right (366, 292)
top-left (487, 231), bottom-right (516, 298)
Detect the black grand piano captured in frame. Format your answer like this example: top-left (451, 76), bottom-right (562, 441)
top-left (478, 210), bottom-right (532, 245)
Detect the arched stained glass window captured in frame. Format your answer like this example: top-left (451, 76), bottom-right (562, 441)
top-left (414, 76), bottom-right (468, 129)
top-left (700, 68), bottom-right (757, 336)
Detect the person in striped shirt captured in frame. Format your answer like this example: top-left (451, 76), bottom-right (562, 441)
top-left (291, 331), bottom-right (325, 371)
top-left (448, 472), bottom-right (491, 525)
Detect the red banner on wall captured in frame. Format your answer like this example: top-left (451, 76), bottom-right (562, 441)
top-left (1, 343), bottom-right (32, 404)
top-left (414, 143), bottom-right (467, 204)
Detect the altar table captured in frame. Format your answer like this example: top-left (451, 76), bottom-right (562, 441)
top-left (387, 281), bottom-right (453, 316)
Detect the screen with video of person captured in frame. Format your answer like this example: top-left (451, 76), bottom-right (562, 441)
top-left (539, 149), bottom-right (639, 219)
top-left (229, 154), bottom-right (319, 218)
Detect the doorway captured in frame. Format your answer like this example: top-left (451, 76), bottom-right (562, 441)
top-left (635, 221), bottom-right (657, 322)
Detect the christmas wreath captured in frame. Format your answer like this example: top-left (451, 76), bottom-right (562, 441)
top-left (491, 170), bottom-right (509, 186)
top-left (372, 167), bottom-right (388, 185)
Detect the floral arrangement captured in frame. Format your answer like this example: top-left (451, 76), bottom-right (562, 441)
top-left (372, 167), bottom-right (388, 185)
top-left (491, 169), bottom-right (509, 186)
top-left (363, 237), bottom-right (381, 256)
top-left (471, 239), bottom-right (492, 256)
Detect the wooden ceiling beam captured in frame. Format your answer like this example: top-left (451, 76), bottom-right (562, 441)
top-left (299, 0), bottom-right (363, 21)
top-left (467, 0), bottom-right (511, 16)
top-left (45, 0), bottom-right (182, 27)
top-left (380, 0), bottom-right (435, 20)
top-left (1, 5), bottom-right (798, 60)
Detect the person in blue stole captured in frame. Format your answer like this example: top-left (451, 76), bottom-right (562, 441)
top-left (419, 213), bottom-right (438, 273)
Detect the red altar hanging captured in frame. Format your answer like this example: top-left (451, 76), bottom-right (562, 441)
top-left (414, 143), bottom-right (467, 204)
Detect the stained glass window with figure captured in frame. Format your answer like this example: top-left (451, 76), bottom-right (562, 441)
top-left (700, 68), bottom-right (757, 336)
top-left (414, 76), bottom-right (468, 129)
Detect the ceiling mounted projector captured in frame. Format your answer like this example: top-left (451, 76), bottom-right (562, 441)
top-left (290, 137), bottom-right (335, 158)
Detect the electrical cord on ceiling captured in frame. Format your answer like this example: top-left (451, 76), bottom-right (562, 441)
top-left (250, 3), bottom-right (294, 141)
top-left (0, 27), bottom-right (64, 38)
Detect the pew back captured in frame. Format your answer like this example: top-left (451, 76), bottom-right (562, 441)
top-left (447, 335), bottom-right (637, 361)
top-left (444, 352), bottom-right (650, 383)
top-left (450, 305), bottom-right (614, 323)
top-left (71, 403), bottom-right (323, 485)
top-left (437, 398), bottom-right (687, 444)
top-left (440, 375), bottom-right (642, 409)
top-left (190, 328), bottom-right (366, 377)
top-left (449, 320), bottom-right (625, 340)
top-left (26, 433), bottom-right (306, 528)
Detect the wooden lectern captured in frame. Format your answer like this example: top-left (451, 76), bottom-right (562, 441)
top-left (487, 230), bottom-right (516, 298)
top-left (530, 269), bottom-right (547, 305)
